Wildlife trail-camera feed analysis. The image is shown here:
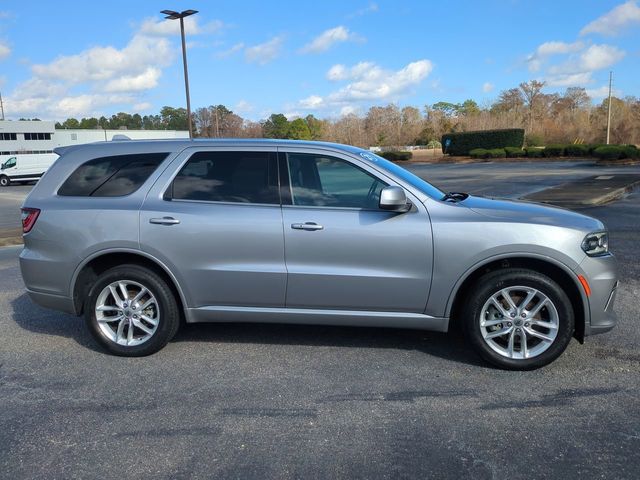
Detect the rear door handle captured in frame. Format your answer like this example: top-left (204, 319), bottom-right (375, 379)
top-left (149, 216), bottom-right (180, 225)
top-left (291, 222), bottom-right (323, 231)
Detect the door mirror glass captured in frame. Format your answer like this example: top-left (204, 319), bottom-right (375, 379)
top-left (379, 186), bottom-right (411, 212)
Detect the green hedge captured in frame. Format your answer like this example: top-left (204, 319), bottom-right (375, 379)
top-left (623, 145), bottom-right (640, 159)
top-left (525, 147), bottom-right (544, 158)
top-left (488, 148), bottom-right (506, 158)
top-left (564, 144), bottom-right (589, 156)
top-left (379, 150), bottom-right (413, 161)
top-left (543, 144), bottom-right (566, 157)
top-left (442, 129), bottom-right (524, 155)
top-left (504, 147), bottom-right (525, 158)
top-left (593, 146), bottom-right (625, 160)
top-left (469, 148), bottom-right (490, 159)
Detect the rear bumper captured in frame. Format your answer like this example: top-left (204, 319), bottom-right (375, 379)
top-left (25, 288), bottom-right (77, 315)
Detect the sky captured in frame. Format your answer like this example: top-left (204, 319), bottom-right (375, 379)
top-left (0, 0), bottom-right (639, 122)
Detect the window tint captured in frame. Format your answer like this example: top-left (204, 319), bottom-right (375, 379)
top-left (286, 153), bottom-right (387, 209)
top-left (2, 157), bottom-right (16, 169)
top-left (58, 152), bottom-right (169, 197)
top-left (171, 151), bottom-right (279, 204)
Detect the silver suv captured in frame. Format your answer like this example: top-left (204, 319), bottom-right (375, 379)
top-left (19, 140), bottom-right (618, 369)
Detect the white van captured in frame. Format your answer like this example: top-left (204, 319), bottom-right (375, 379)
top-left (0, 154), bottom-right (58, 186)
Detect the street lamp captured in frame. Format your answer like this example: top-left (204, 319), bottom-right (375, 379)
top-left (161, 9), bottom-right (198, 139)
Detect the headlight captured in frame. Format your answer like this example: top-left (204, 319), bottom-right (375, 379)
top-left (581, 231), bottom-right (609, 256)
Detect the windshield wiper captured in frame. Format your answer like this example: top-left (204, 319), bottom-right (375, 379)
top-left (441, 191), bottom-right (469, 203)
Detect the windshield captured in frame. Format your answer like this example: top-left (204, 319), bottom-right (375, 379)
top-left (355, 150), bottom-right (444, 199)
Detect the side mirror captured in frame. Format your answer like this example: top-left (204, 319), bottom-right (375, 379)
top-left (379, 186), bottom-right (411, 213)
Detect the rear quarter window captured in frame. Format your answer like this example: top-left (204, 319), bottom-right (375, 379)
top-left (58, 153), bottom-right (169, 197)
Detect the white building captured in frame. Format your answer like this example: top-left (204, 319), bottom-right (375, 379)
top-left (0, 120), bottom-right (188, 159)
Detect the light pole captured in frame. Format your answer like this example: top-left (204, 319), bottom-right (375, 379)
top-left (161, 9), bottom-right (198, 139)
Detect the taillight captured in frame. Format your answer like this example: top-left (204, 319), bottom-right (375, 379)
top-left (21, 208), bottom-right (40, 234)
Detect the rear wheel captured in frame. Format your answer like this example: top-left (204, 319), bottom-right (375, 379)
top-left (462, 268), bottom-right (574, 370)
top-left (0, 175), bottom-right (9, 187)
top-left (84, 264), bottom-right (180, 356)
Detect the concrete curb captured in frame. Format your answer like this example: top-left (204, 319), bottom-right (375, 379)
top-left (522, 175), bottom-right (640, 208)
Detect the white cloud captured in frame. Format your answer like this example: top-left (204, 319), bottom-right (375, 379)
top-left (133, 102), bottom-right (153, 112)
top-left (327, 64), bottom-right (348, 81)
top-left (526, 40), bottom-right (584, 72)
top-left (482, 82), bottom-right (494, 93)
top-left (139, 17), bottom-right (224, 36)
top-left (32, 34), bottom-right (174, 84)
top-left (340, 105), bottom-right (357, 116)
top-left (586, 85), bottom-right (622, 99)
top-left (545, 72), bottom-right (594, 87)
top-left (580, 0), bottom-right (640, 36)
top-left (299, 59), bottom-right (433, 113)
top-left (4, 19), bottom-right (182, 119)
top-left (284, 111), bottom-right (302, 120)
top-left (104, 67), bottom-right (161, 92)
top-left (216, 42), bottom-right (244, 58)
top-left (347, 3), bottom-right (379, 18)
top-left (578, 44), bottom-right (625, 71)
top-left (234, 100), bottom-right (254, 114)
top-left (299, 26), bottom-right (362, 54)
top-left (299, 95), bottom-right (324, 109)
top-left (245, 36), bottom-right (284, 65)
top-left (0, 42), bottom-right (9, 60)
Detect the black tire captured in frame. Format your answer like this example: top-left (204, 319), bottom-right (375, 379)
top-left (84, 264), bottom-right (180, 356)
top-left (462, 268), bottom-right (574, 370)
top-left (0, 175), bottom-right (9, 187)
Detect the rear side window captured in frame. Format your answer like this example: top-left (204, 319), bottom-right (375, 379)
top-left (58, 153), bottom-right (169, 197)
top-left (170, 151), bottom-right (279, 204)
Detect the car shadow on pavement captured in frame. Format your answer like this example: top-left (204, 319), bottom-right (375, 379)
top-left (173, 322), bottom-right (487, 368)
top-left (10, 293), bottom-right (104, 354)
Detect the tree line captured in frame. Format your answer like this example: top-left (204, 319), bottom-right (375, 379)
top-left (53, 81), bottom-right (640, 146)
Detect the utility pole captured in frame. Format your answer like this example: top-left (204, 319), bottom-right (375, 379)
top-left (606, 71), bottom-right (613, 145)
top-left (0, 91), bottom-right (5, 121)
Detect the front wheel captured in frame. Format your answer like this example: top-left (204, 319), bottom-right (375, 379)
top-left (0, 175), bottom-right (10, 187)
top-left (84, 264), bottom-right (180, 356)
top-left (462, 268), bottom-right (574, 370)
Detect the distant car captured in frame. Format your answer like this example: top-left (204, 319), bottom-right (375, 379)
top-left (19, 140), bottom-right (618, 369)
top-left (0, 153), bottom-right (58, 186)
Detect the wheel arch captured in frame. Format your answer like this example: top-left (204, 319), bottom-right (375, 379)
top-left (447, 254), bottom-right (589, 343)
top-left (70, 249), bottom-right (190, 323)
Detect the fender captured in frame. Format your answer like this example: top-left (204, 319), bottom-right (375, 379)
top-left (68, 247), bottom-right (192, 322)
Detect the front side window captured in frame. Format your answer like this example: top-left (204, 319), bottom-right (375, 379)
top-left (58, 152), bottom-right (169, 197)
top-left (286, 153), bottom-right (387, 209)
top-left (1, 157), bottom-right (16, 170)
top-left (170, 151), bottom-right (279, 204)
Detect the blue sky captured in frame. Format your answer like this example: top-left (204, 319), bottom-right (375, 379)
top-left (0, 0), bottom-right (638, 121)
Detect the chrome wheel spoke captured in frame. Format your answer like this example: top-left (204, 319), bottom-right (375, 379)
top-left (527, 295), bottom-right (549, 318)
top-left (481, 318), bottom-right (505, 328)
top-left (133, 319), bottom-right (154, 335)
top-left (96, 305), bottom-right (119, 312)
top-left (132, 287), bottom-right (148, 304)
top-left (524, 327), bottom-right (554, 343)
top-left (490, 296), bottom-right (510, 317)
top-left (140, 314), bottom-right (158, 326)
top-left (98, 314), bottom-right (123, 324)
top-left (127, 320), bottom-right (134, 344)
top-left (115, 318), bottom-right (126, 344)
top-left (520, 330), bottom-right (528, 358)
top-left (501, 289), bottom-right (518, 312)
top-left (118, 282), bottom-right (129, 303)
top-left (530, 319), bottom-right (558, 330)
top-left (507, 329), bottom-right (516, 358)
top-left (108, 285), bottom-right (124, 307)
top-left (519, 290), bottom-right (537, 312)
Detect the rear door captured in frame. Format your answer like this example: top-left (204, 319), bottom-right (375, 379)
top-left (280, 148), bottom-right (433, 313)
top-left (140, 147), bottom-right (287, 308)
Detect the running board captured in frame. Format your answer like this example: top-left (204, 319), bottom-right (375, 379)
top-left (187, 305), bottom-right (448, 332)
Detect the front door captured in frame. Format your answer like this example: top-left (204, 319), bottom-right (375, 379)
top-left (140, 147), bottom-right (287, 308)
top-left (280, 148), bottom-right (433, 313)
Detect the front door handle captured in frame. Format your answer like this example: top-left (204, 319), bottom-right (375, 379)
top-left (291, 222), bottom-right (323, 231)
top-left (149, 216), bottom-right (180, 225)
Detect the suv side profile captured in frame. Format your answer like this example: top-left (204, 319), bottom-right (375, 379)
top-left (20, 140), bottom-right (618, 369)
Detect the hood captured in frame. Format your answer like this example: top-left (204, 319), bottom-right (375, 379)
top-left (461, 195), bottom-right (604, 232)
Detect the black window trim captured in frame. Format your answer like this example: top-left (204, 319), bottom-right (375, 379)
top-left (163, 149), bottom-right (283, 207)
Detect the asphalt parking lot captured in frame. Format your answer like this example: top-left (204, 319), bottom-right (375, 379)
top-left (1, 161), bottom-right (639, 479)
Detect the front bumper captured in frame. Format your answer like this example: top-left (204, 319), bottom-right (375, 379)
top-left (577, 253), bottom-right (619, 336)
